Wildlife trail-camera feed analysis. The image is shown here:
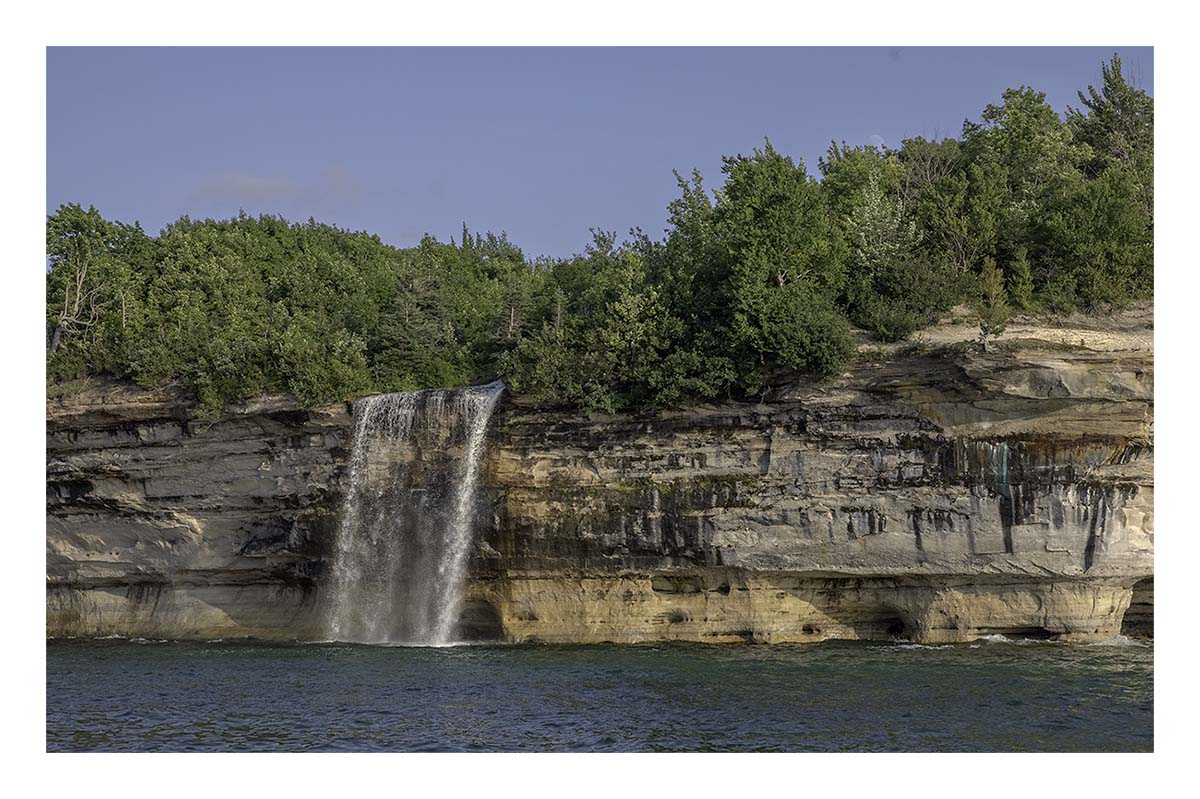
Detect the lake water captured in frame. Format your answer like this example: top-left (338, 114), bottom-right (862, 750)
top-left (46, 637), bottom-right (1153, 752)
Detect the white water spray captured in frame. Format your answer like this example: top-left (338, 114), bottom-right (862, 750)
top-left (325, 381), bottom-right (504, 645)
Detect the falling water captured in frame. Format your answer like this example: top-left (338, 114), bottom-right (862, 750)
top-left (325, 380), bottom-right (504, 645)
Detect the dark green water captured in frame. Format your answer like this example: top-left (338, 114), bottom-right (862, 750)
top-left (46, 637), bottom-right (1152, 752)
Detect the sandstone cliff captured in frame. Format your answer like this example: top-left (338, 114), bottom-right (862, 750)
top-left (46, 307), bottom-right (1153, 644)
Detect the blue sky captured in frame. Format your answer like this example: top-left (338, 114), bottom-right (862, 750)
top-left (47, 46), bottom-right (1153, 258)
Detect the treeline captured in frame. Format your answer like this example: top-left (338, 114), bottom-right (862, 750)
top-left (47, 54), bottom-right (1152, 414)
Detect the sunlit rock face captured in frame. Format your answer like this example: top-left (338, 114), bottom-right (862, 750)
top-left (46, 315), bottom-right (1152, 644)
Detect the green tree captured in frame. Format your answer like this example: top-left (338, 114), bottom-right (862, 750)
top-left (497, 320), bottom-right (581, 409)
top-left (1007, 246), bottom-right (1034, 311)
top-left (963, 86), bottom-right (1091, 267)
top-left (46, 204), bottom-right (154, 379)
top-left (913, 161), bottom-right (1004, 279)
top-left (964, 86), bottom-right (1089, 205)
top-left (713, 140), bottom-right (852, 392)
top-left (895, 136), bottom-right (962, 207)
top-left (1067, 53), bottom-right (1154, 215)
top-left (974, 257), bottom-right (1011, 350)
top-left (500, 233), bottom-right (680, 413)
top-left (819, 141), bottom-right (903, 236)
top-left (840, 173), bottom-right (954, 341)
top-left (646, 171), bottom-right (737, 402)
top-left (1038, 163), bottom-right (1152, 309)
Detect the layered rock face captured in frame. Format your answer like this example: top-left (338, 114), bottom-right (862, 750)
top-left (47, 314), bottom-right (1153, 644)
top-left (47, 387), bottom-right (348, 640)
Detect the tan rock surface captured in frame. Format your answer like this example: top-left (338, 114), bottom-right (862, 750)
top-left (46, 306), bottom-right (1154, 643)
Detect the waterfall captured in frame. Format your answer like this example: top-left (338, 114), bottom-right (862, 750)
top-left (325, 380), bottom-right (504, 645)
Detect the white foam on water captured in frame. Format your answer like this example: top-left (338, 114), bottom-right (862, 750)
top-left (1088, 634), bottom-right (1151, 648)
top-left (975, 634), bottom-right (1085, 646)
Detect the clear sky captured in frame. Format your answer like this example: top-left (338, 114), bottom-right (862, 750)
top-left (47, 46), bottom-right (1153, 259)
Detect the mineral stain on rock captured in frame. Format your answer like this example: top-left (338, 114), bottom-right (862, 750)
top-left (46, 313), bottom-right (1153, 644)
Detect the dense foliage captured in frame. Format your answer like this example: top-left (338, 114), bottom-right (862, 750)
top-left (48, 55), bottom-right (1152, 413)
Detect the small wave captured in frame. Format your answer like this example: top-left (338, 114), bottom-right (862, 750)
top-left (379, 640), bottom-right (498, 649)
top-left (892, 643), bottom-right (954, 650)
top-left (319, 637), bottom-right (506, 649)
top-left (1088, 635), bottom-right (1151, 648)
top-left (976, 634), bottom-right (1060, 645)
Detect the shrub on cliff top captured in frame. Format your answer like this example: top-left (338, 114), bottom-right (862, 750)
top-left (46, 54), bottom-right (1152, 412)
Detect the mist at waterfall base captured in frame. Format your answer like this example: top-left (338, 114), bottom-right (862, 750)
top-left (325, 381), bottom-right (503, 646)
top-left (46, 638), bottom-right (1152, 752)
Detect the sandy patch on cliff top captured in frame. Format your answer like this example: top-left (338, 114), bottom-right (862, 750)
top-left (858, 301), bottom-right (1153, 354)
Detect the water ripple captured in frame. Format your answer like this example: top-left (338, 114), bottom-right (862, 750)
top-left (47, 638), bottom-right (1152, 752)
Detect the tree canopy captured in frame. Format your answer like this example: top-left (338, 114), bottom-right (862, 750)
top-left (48, 54), bottom-right (1152, 414)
